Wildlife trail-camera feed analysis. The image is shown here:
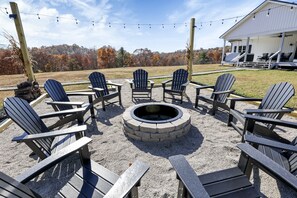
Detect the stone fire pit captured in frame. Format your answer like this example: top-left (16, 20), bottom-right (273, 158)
top-left (122, 103), bottom-right (191, 142)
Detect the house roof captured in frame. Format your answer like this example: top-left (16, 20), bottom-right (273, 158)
top-left (220, 0), bottom-right (297, 40)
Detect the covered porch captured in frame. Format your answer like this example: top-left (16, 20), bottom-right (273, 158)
top-left (220, 0), bottom-right (297, 69)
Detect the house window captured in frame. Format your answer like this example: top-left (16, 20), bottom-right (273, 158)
top-left (237, 45), bottom-right (252, 53)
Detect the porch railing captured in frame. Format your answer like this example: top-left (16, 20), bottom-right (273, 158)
top-left (268, 50), bottom-right (281, 69)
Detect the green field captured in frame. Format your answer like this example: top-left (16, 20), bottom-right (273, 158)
top-left (1, 65), bottom-right (297, 109)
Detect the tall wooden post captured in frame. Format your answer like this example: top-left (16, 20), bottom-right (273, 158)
top-left (188, 18), bottom-right (195, 81)
top-left (10, 2), bottom-right (35, 82)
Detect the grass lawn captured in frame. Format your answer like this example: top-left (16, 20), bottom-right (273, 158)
top-left (1, 65), bottom-right (297, 109)
top-left (191, 70), bottom-right (297, 109)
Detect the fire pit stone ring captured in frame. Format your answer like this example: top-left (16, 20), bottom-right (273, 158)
top-left (122, 103), bottom-right (191, 142)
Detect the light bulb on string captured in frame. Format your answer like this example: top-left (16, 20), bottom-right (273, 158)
top-left (162, 24), bottom-right (164, 28)
top-left (75, 19), bottom-right (78, 24)
top-left (253, 13), bottom-right (256, 20)
top-left (210, 21), bottom-right (212, 26)
top-left (291, 6), bottom-right (294, 11)
top-left (222, 19), bottom-right (224, 24)
top-left (109, 22), bottom-right (111, 27)
top-left (92, 21), bottom-right (94, 26)
top-left (149, 24), bottom-right (151, 29)
top-left (138, 24), bottom-right (140, 29)
top-left (173, 23), bottom-right (175, 28)
top-left (56, 17), bottom-right (59, 22)
top-left (235, 17), bottom-right (238, 23)
top-left (5, 8), bottom-right (8, 14)
top-left (37, 14), bottom-right (40, 19)
top-left (123, 23), bottom-right (126, 28)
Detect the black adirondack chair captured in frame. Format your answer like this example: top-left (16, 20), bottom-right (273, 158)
top-left (44, 79), bottom-right (95, 123)
top-left (228, 82), bottom-right (295, 139)
top-left (169, 143), bottom-right (297, 198)
top-left (89, 72), bottom-right (122, 111)
top-left (129, 69), bottom-right (154, 100)
top-left (162, 69), bottom-right (189, 103)
top-left (243, 115), bottom-right (297, 191)
top-left (194, 73), bottom-right (236, 115)
top-left (4, 97), bottom-right (87, 160)
top-left (0, 137), bottom-right (150, 198)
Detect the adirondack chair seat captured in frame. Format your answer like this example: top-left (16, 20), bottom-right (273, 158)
top-left (129, 69), bottom-right (154, 100)
top-left (162, 69), bottom-right (189, 104)
top-left (169, 143), bottom-right (297, 197)
top-left (194, 73), bottom-right (236, 115)
top-left (228, 82), bottom-right (295, 141)
top-left (89, 72), bottom-right (122, 111)
top-left (44, 79), bottom-right (96, 125)
top-left (4, 97), bottom-right (88, 160)
top-left (0, 137), bottom-right (150, 198)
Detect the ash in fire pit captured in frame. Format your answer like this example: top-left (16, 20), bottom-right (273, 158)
top-left (122, 103), bottom-right (191, 142)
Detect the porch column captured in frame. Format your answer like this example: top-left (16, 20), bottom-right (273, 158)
top-left (221, 39), bottom-right (226, 65)
top-left (277, 32), bottom-right (285, 63)
top-left (244, 37), bottom-right (250, 62)
top-left (236, 41), bottom-right (239, 53)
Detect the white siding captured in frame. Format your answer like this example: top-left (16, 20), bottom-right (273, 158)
top-left (225, 3), bottom-right (297, 40)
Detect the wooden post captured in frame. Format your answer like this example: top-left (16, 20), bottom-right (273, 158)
top-left (188, 18), bottom-right (195, 81)
top-left (9, 2), bottom-right (35, 82)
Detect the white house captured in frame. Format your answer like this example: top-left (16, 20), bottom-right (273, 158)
top-left (220, 0), bottom-right (297, 69)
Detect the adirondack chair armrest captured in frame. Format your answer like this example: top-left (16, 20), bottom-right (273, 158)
top-left (106, 81), bottom-right (123, 87)
top-left (196, 85), bottom-right (214, 90)
top-left (162, 79), bottom-right (172, 87)
top-left (148, 80), bottom-right (154, 85)
top-left (104, 160), bottom-right (150, 197)
top-left (66, 91), bottom-right (95, 96)
top-left (227, 97), bottom-right (262, 102)
top-left (238, 143), bottom-right (297, 191)
top-left (244, 108), bottom-right (293, 115)
top-left (45, 100), bottom-right (85, 107)
top-left (168, 155), bottom-right (210, 198)
top-left (213, 90), bottom-right (235, 95)
top-left (88, 86), bottom-right (104, 92)
top-left (244, 134), bottom-right (297, 153)
top-left (39, 107), bottom-right (87, 119)
top-left (16, 137), bottom-right (92, 184)
top-left (181, 81), bottom-right (190, 88)
top-left (12, 125), bottom-right (87, 142)
top-left (244, 114), bottom-right (297, 129)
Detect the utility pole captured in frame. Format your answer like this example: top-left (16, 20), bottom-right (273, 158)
top-left (187, 18), bottom-right (195, 81)
top-left (9, 2), bottom-right (35, 82)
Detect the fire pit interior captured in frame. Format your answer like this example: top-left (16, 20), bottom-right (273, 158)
top-left (132, 104), bottom-right (181, 123)
top-left (122, 103), bottom-right (191, 142)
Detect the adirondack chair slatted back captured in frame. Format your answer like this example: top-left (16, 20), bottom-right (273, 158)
top-left (4, 97), bottom-right (53, 156)
top-left (89, 72), bottom-right (109, 97)
top-left (212, 73), bottom-right (236, 103)
top-left (133, 69), bottom-right (148, 89)
top-left (258, 82), bottom-right (295, 120)
top-left (171, 69), bottom-right (188, 91)
top-left (0, 172), bottom-right (39, 197)
top-left (44, 79), bottom-right (72, 111)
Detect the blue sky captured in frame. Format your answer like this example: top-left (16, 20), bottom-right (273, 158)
top-left (0, 0), bottom-right (267, 52)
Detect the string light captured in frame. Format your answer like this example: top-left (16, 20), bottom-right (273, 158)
top-left (1, 2), bottom-right (296, 29)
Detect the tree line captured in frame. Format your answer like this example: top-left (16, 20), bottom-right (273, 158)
top-left (0, 44), bottom-right (227, 75)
